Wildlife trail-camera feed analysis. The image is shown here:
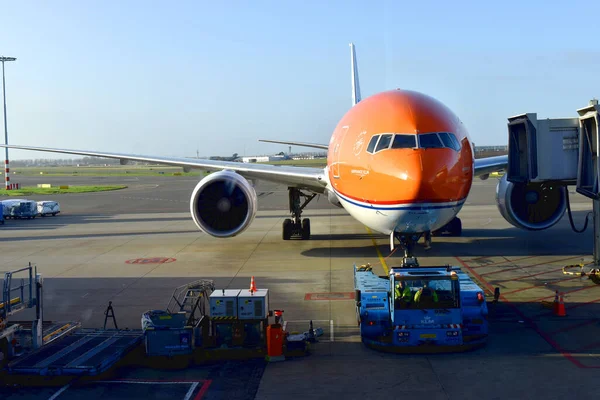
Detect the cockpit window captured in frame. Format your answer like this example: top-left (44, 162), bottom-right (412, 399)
top-left (418, 133), bottom-right (444, 149)
top-left (391, 134), bottom-right (417, 149)
top-left (375, 134), bottom-right (393, 152)
top-left (366, 135), bottom-right (379, 153)
top-left (449, 133), bottom-right (462, 151)
top-left (438, 132), bottom-right (460, 151)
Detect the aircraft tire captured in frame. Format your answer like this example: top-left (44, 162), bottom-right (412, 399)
top-left (450, 217), bottom-right (462, 236)
top-left (282, 218), bottom-right (292, 240)
top-left (301, 218), bottom-right (311, 240)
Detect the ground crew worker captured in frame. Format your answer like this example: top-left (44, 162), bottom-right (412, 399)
top-left (414, 282), bottom-right (438, 304)
top-left (395, 281), bottom-right (412, 307)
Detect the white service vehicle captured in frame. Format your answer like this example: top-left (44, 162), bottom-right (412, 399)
top-left (37, 201), bottom-right (60, 217)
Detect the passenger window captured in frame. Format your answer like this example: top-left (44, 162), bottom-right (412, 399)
top-left (391, 134), bottom-right (416, 149)
top-left (375, 134), bottom-right (393, 152)
top-left (418, 133), bottom-right (444, 149)
top-left (367, 135), bottom-right (379, 153)
top-left (438, 132), bottom-right (455, 150)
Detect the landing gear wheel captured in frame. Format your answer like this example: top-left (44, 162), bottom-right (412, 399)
top-left (449, 217), bottom-right (462, 236)
top-left (301, 218), bottom-right (311, 240)
top-left (285, 187), bottom-right (316, 241)
top-left (282, 218), bottom-right (292, 240)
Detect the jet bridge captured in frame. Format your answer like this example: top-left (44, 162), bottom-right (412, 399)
top-left (506, 99), bottom-right (600, 274)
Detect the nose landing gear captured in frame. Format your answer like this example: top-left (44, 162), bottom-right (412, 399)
top-left (282, 187), bottom-right (316, 240)
top-left (391, 232), bottom-right (422, 268)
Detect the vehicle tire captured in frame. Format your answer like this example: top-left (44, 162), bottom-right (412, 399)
top-left (301, 218), bottom-right (311, 240)
top-left (0, 338), bottom-right (8, 369)
top-left (282, 218), bottom-right (292, 240)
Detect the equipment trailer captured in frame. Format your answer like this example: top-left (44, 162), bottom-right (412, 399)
top-left (354, 262), bottom-right (489, 353)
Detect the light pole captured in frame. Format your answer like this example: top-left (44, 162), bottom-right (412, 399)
top-left (1, 56), bottom-right (16, 190)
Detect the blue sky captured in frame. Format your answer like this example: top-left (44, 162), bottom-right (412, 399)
top-left (2, 1), bottom-right (600, 159)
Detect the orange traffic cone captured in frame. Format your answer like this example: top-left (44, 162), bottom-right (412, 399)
top-left (249, 276), bottom-right (257, 294)
top-left (555, 292), bottom-right (566, 317)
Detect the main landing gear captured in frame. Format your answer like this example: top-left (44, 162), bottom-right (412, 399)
top-left (282, 187), bottom-right (316, 240)
top-left (432, 217), bottom-right (462, 237)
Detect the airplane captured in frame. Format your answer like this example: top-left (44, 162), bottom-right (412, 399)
top-left (0, 44), bottom-right (569, 264)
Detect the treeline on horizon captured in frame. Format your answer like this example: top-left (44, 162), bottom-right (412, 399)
top-left (9, 147), bottom-right (507, 166)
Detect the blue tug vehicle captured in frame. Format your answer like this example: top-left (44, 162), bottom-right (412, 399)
top-left (354, 258), bottom-right (490, 353)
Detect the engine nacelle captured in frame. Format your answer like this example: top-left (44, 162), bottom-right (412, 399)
top-left (190, 170), bottom-right (257, 238)
top-left (495, 174), bottom-right (566, 231)
top-left (326, 189), bottom-right (343, 208)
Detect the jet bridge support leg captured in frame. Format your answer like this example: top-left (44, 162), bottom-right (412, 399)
top-left (282, 187), bottom-right (316, 240)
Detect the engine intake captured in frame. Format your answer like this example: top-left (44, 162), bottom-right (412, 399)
top-left (496, 174), bottom-right (566, 231)
top-left (190, 170), bottom-right (257, 237)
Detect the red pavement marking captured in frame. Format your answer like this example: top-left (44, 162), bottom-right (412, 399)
top-left (527, 285), bottom-right (600, 304)
top-left (455, 256), bottom-right (591, 369)
top-left (468, 255), bottom-right (538, 269)
top-left (567, 297), bottom-right (600, 311)
top-left (503, 276), bottom-right (581, 295)
top-left (480, 256), bottom-right (581, 278)
top-left (571, 340), bottom-right (600, 353)
top-left (537, 297), bottom-right (600, 318)
top-left (547, 319), bottom-right (600, 336)
top-left (195, 380), bottom-right (212, 400)
top-left (496, 267), bottom-right (566, 283)
top-left (304, 292), bottom-right (355, 300)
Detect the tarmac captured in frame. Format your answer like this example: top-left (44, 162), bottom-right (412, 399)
top-left (1, 174), bottom-right (599, 400)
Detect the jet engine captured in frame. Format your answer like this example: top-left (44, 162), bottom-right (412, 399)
top-left (495, 174), bottom-right (566, 230)
top-left (190, 170), bottom-right (257, 237)
top-left (326, 189), bottom-right (343, 208)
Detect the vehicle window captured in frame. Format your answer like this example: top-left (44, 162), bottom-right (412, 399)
top-left (391, 134), bottom-right (416, 149)
top-left (375, 134), bottom-right (393, 152)
top-left (395, 278), bottom-right (459, 309)
top-left (366, 135), bottom-right (379, 153)
top-left (418, 133), bottom-right (444, 149)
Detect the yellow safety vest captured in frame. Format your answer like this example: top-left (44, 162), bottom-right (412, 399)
top-left (414, 288), bottom-right (438, 303)
top-left (395, 285), bottom-right (411, 301)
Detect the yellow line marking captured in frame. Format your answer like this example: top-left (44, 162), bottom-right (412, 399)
top-left (365, 227), bottom-right (389, 275)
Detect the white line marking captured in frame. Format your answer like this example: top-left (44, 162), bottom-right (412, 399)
top-left (81, 293), bottom-right (89, 298)
top-left (183, 382), bottom-right (199, 400)
top-left (330, 320), bottom-right (334, 342)
top-left (48, 384), bottom-right (70, 400)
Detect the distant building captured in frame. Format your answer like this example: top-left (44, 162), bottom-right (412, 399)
top-left (240, 155), bottom-right (288, 163)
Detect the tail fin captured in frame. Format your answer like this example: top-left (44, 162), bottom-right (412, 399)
top-left (350, 43), bottom-right (362, 106)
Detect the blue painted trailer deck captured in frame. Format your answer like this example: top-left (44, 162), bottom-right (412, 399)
top-left (7, 328), bottom-right (144, 376)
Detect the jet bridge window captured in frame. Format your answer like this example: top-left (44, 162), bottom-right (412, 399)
top-left (418, 133), bottom-right (444, 149)
top-left (375, 134), bottom-right (393, 152)
top-left (366, 135), bottom-right (379, 154)
top-left (391, 134), bottom-right (417, 149)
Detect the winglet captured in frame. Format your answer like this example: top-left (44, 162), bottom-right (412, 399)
top-left (350, 43), bottom-right (362, 107)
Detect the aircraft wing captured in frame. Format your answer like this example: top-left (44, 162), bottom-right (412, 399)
top-left (473, 155), bottom-right (508, 178)
top-left (258, 139), bottom-right (329, 150)
top-left (0, 144), bottom-right (328, 193)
